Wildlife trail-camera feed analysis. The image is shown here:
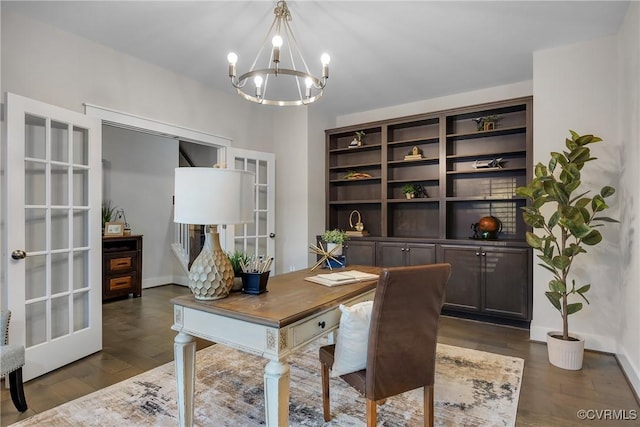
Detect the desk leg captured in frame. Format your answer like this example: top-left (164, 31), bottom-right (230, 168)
top-left (175, 332), bottom-right (196, 427)
top-left (264, 360), bottom-right (290, 427)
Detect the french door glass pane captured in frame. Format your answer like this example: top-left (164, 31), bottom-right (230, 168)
top-left (247, 238), bottom-right (257, 257)
top-left (258, 211), bottom-right (267, 235)
top-left (51, 209), bottom-right (69, 250)
top-left (247, 216), bottom-right (256, 236)
top-left (73, 210), bottom-right (89, 247)
top-left (258, 237), bottom-right (267, 257)
top-left (73, 251), bottom-right (89, 290)
top-left (25, 255), bottom-right (46, 300)
top-left (25, 115), bottom-right (46, 160)
top-left (51, 296), bottom-right (69, 339)
top-left (51, 252), bottom-right (69, 294)
top-left (73, 126), bottom-right (89, 166)
top-left (25, 161), bottom-right (46, 205)
top-left (247, 159), bottom-right (257, 174)
top-left (73, 169), bottom-right (88, 207)
top-left (258, 160), bottom-right (267, 185)
top-left (73, 292), bottom-right (89, 331)
top-left (234, 157), bottom-right (245, 170)
top-left (51, 121), bottom-right (69, 163)
top-left (51, 164), bottom-right (69, 206)
top-left (25, 208), bottom-right (46, 252)
top-left (258, 185), bottom-right (267, 210)
top-left (26, 301), bottom-right (47, 347)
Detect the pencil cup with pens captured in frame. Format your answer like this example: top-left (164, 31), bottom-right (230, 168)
top-left (240, 256), bottom-right (273, 295)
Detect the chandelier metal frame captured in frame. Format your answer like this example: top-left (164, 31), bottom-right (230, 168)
top-left (227, 0), bottom-right (329, 106)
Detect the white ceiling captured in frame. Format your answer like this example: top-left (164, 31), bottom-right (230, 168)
top-left (4, 1), bottom-right (629, 117)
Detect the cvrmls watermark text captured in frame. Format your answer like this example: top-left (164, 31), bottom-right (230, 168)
top-left (576, 409), bottom-right (637, 421)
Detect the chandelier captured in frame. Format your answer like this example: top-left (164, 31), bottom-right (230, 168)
top-left (227, 0), bottom-right (330, 106)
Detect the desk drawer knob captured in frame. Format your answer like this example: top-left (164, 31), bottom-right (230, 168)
top-left (318, 321), bottom-right (326, 329)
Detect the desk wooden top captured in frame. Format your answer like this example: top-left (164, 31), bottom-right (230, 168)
top-left (171, 266), bottom-right (381, 328)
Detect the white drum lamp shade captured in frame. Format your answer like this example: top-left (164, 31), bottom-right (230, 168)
top-left (174, 168), bottom-right (255, 300)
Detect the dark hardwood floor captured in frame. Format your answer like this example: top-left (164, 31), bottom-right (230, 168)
top-left (2, 284), bottom-right (638, 426)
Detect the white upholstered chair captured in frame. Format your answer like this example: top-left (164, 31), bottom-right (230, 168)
top-left (1, 310), bottom-right (28, 412)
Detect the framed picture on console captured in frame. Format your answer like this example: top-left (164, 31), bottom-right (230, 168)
top-left (104, 222), bottom-right (125, 237)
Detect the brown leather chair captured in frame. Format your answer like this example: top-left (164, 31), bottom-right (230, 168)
top-left (319, 263), bottom-right (451, 426)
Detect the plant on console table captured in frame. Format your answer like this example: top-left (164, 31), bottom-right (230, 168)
top-left (321, 229), bottom-right (349, 256)
top-left (515, 131), bottom-right (618, 370)
top-left (227, 250), bottom-right (250, 291)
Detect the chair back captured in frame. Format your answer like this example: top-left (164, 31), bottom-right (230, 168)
top-left (365, 263), bottom-right (451, 401)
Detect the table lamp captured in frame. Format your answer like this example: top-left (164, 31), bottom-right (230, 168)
top-left (174, 167), bottom-right (255, 300)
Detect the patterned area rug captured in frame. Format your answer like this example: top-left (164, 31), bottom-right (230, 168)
top-left (11, 339), bottom-right (524, 426)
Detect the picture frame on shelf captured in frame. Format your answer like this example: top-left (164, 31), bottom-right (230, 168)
top-left (104, 222), bottom-right (125, 237)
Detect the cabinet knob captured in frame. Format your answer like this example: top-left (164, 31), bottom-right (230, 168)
top-left (406, 248), bottom-right (411, 252)
top-left (482, 252), bottom-right (486, 256)
top-left (475, 252), bottom-right (480, 256)
top-left (318, 321), bottom-right (326, 329)
top-left (401, 248), bottom-right (405, 252)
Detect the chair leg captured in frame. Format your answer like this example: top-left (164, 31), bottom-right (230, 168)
top-left (9, 368), bottom-right (28, 412)
top-left (366, 398), bottom-right (377, 427)
top-left (321, 362), bottom-right (331, 421)
top-left (424, 384), bottom-right (434, 427)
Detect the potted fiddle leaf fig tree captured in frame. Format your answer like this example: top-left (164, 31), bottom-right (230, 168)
top-left (515, 131), bottom-right (618, 370)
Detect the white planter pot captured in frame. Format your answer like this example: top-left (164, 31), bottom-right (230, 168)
top-left (326, 242), bottom-right (343, 256)
top-left (547, 331), bottom-right (585, 370)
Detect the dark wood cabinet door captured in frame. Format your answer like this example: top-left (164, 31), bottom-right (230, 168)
top-left (405, 243), bottom-right (436, 265)
top-left (344, 240), bottom-right (376, 266)
top-left (439, 245), bottom-right (481, 312)
top-left (482, 247), bottom-right (530, 319)
top-left (376, 242), bottom-right (406, 267)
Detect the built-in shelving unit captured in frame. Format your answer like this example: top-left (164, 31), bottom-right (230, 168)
top-left (324, 97), bottom-right (533, 324)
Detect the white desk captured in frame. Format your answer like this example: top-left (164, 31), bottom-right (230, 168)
top-left (171, 267), bottom-right (379, 427)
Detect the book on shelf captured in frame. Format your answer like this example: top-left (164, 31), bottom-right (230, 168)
top-left (304, 270), bottom-right (379, 287)
top-left (345, 230), bottom-right (370, 237)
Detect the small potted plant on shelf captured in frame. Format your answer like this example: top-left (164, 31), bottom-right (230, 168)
top-left (321, 229), bottom-right (348, 256)
top-left (402, 183), bottom-right (424, 199)
top-left (515, 130), bottom-right (618, 370)
top-left (227, 250), bottom-right (250, 291)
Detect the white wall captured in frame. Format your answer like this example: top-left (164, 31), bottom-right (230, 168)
top-left (102, 126), bottom-right (178, 288)
top-left (336, 81), bottom-right (533, 127)
top-left (617, 1), bottom-right (640, 396)
top-left (532, 37), bottom-right (621, 352)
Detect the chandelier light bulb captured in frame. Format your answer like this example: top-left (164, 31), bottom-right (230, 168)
top-left (321, 53), bottom-right (331, 65)
top-left (272, 35), bottom-right (283, 48)
top-left (305, 77), bottom-right (312, 98)
top-left (227, 52), bottom-right (238, 65)
top-left (254, 76), bottom-right (263, 87)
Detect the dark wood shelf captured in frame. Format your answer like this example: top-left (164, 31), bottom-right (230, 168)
top-left (388, 178), bottom-right (439, 184)
top-left (330, 177), bottom-right (381, 183)
top-left (329, 162), bottom-right (382, 171)
top-left (388, 156), bottom-right (439, 166)
top-left (446, 166), bottom-right (526, 175)
top-left (446, 196), bottom-right (526, 202)
top-left (387, 136), bottom-right (439, 147)
top-left (328, 200), bottom-right (382, 205)
top-left (446, 149), bottom-right (526, 160)
top-left (387, 198), bottom-right (440, 203)
top-left (446, 125), bottom-right (526, 140)
top-left (329, 143), bottom-right (382, 154)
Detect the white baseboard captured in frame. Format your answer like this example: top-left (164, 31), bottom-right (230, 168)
top-left (530, 326), bottom-right (617, 353)
top-left (142, 276), bottom-right (174, 289)
top-left (616, 352), bottom-right (640, 398)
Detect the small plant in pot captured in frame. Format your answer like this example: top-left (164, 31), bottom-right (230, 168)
top-left (227, 250), bottom-right (250, 291)
top-left (321, 229), bottom-right (348, 256)
top-left (515, 131), bottom-right (618, 370)
top-left (401, 183), bottom-right (424, 199)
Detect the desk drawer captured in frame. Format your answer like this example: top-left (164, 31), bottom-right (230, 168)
top-left (108, 274), bottom-right (137, 292)
top-left (105, 251), bottom-right (138, 273)
top-left (292, 308), bottom-right (341, 347)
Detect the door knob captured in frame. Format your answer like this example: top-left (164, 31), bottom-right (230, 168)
top-left (11, 250), bottom-right (27, 260)
top-left (269, 233), bottom-right (276, 238)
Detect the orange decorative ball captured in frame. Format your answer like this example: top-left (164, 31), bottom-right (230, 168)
top-left (477, 216), bottom-right (501, 233)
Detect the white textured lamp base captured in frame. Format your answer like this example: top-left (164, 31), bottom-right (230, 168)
top-left (188, 228), bottom-right (234, 300)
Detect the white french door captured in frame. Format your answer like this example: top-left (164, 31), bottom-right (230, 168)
top-left (225, 147), bottom-right (276, 274)
top-left (4, 93), bottom-right (102, 381)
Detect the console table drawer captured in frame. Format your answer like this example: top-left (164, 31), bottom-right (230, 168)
top-left (108, 275), bottom-right (136, 292)
top-left (108, 256), bottom-right (134, 272)
top-left (292, 308), bottom-right (341, 347)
